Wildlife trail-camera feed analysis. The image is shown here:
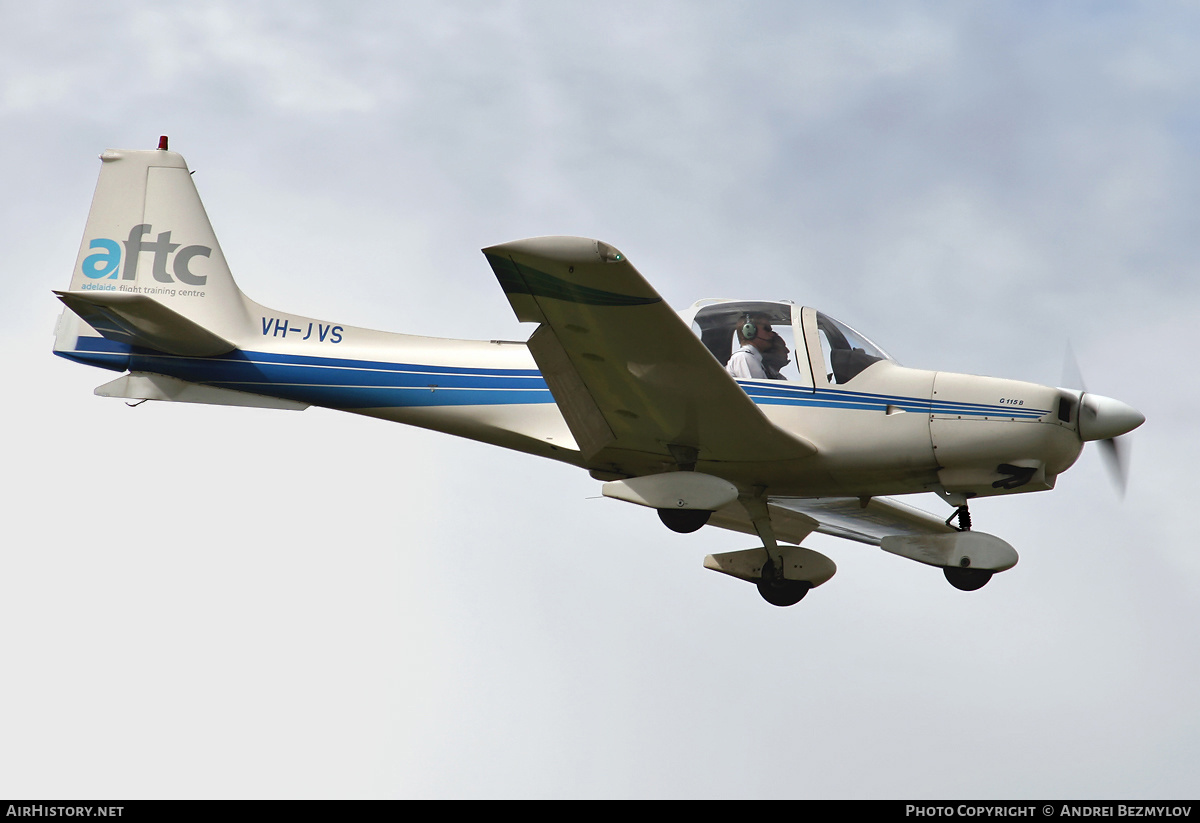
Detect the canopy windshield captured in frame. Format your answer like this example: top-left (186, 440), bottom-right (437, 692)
top-left (686, 300), bottom-right (895, 387)
top-left (816, 311), bottom-right (893, 384)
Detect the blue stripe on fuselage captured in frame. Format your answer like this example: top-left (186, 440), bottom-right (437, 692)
top-left (131, 347), bottom-right (551, 409)
top-left (59, 337), bottom-right (1049, 418)
top-left (741, 379), bottom-right (1048, 419)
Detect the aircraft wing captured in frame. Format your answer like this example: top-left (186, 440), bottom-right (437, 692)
top-left (483, 237), bottom-right (816, 469)
top-left (708, 495), bottom-right (956, 546)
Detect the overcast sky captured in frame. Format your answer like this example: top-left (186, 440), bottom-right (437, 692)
top-left (3, 0), bottom-right (1197, 799)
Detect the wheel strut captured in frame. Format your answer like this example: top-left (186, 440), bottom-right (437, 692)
top-left (945, 504), bottom-right (972, 532)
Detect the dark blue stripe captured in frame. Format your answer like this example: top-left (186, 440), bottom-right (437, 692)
top-left (739, 380), bottom-right (1049, 418)
top-left (60, 337), bottom-right (1048, 418)
top-left (73, 336), bottom-right (134, 355)
top-left (60, 337), bottom-right (552, 408)
top-left (130, 353), bottom-right (548, 392)
top-left (207, 381), bottom-right (552, 409)
top-left (55, 336), bottom-right (132, 372)
top-left (127, 351), bottom-right (552, 409)
top-left (230, 348), bottom-right (543, 377)
top-left (53, 349), bottom-right (130, 372)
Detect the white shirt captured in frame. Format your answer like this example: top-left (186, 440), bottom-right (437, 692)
top-left (726, 344), bottom-right (767, 379)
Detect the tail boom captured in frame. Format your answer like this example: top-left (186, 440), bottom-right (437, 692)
top-left (54, 142), bottom-right (580, 461)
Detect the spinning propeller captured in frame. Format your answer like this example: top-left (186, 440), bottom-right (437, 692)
top-left (1063, 346), bottom-right (1144, 496)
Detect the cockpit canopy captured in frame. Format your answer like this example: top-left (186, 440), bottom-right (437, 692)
top-left (690, 301), bottom-right (793, 368)
top-left (685, 299), bottom-right (894, 386)
top-left (815, 310), bottom-right (892, 384)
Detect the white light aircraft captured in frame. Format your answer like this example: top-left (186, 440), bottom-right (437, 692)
top-left (53, 140), bottom-right (1145, 606)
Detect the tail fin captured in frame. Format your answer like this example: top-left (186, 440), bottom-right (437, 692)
top-left (54, 141), bottom-right (253, 363)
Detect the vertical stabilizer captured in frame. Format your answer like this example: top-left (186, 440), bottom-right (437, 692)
top-left (56, 143), bottom-right (252, 357)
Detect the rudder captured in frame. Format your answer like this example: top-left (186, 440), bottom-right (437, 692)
top-left (55, 140), bottom-right (253, 360)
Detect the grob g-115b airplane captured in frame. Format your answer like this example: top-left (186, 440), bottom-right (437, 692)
top-left (52, 139), bottom-right (1145, 606)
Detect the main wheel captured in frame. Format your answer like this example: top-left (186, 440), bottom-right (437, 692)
top-left (757, 579), bottom-right (812, 607)
top-left (943, 566), bottom-right (994, 591)
top-left (657, 508), bottom-right (711, 533)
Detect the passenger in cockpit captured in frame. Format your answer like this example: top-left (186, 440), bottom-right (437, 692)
top-left (762, 332), bottom-right (790, 380)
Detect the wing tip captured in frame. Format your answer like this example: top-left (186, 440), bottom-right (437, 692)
top-left (483, 236), bottom-right (618, 265)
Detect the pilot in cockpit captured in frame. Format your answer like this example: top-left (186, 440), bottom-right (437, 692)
top-left (726, 315), bottom-right (775, 380)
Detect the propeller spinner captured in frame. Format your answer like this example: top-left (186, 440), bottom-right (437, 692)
top-left (1078, 392), bottom-right (1144, 495)
top-left (1062, 346), bottom-right (1144, 496)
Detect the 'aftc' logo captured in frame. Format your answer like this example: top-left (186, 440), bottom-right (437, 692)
top-left (83, 224), bottom-right (212, 285)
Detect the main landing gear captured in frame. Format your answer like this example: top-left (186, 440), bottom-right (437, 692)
top-left (943, 565), bottom-right (994, 591)
top-left (756, 558), bottom-right (812, 606)
top-left (657, 508), bottom-right (711, 534)
top-left (941, 503), bottom-right (994, 591)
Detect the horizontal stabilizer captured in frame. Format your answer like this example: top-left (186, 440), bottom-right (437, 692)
top-left (95, 372), bottom-right (309, 411)
top-left (54, 290), bottom-right (235, 357)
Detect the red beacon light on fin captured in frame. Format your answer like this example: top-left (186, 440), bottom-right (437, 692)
top-left (157, 135), bottom-right (168, 150)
